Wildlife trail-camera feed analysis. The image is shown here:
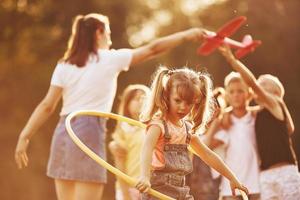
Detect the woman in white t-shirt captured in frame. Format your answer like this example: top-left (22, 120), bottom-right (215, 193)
top-left (14, 13), bottom-right (206, 200)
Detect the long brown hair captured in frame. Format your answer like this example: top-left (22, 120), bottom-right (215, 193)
top-left (62, 13), bottom-right (109, 67)
top-left (141, 66), bottom-right (215, 132)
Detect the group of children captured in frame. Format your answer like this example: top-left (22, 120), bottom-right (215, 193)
top-left (14, 13), bottom-right (300, 200)
top-left (110, 47), bottom-right (300, 200)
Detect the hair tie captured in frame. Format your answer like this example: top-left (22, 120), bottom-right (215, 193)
top-left (167, 70), bottom-right (173, 76)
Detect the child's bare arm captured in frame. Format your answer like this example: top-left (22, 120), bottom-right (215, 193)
top-left (219, 46), bottom-right (277, 108)
top-left (221, 107), bottom-right (233, 130)
top-left (219, 46), bottom-right (286, 122)
top-left (190, 134), bottom-right (237, 181)
top-left (282, 102), bottom-right (295, 135)
top-left (136, 125), bottom-right (161, 192)
top-left (190, 135), bottom-right (248, 195)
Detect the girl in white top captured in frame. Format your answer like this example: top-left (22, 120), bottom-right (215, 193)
top-left (206, 72), bottom-right (260, 200)
top-left (14, 13), bottom-right (207, 200)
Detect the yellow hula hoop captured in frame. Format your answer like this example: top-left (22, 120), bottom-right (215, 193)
top-left (65, 110), bottom-right (174, 200)
top-left (65, 110), bottom-right (248, 200)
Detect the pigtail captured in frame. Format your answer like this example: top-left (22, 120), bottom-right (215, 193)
top-left (191, 73), bottom-right (214, 132)
top-left (140, 67), bottom-right (169, 122)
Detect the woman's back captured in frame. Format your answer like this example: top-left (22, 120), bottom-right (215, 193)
top-left (51, 49), bottom-right (132, 115)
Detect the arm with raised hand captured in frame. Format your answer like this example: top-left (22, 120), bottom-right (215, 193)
top-left (281, 101), bottom-right (295, 135)
top-left (219, 46), bottom-right (294, 134)
top-left (219, 46), bottom-right (281, 115)
top-left (130, 28), bottom-right (206, 66)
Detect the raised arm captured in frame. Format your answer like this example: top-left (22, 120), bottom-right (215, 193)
top-left (15, 85), bottom-right (62, 169)
top-left (130, 28), bottom-right (205, 66)
top-left (190, 135), bottom-right (248, 196)
top-left (281, 101), bottom-right (295, 135)
top-left (219, 46), bottom-right (282, 118)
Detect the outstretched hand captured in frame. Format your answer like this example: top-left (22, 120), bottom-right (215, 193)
top-left (218, 45), bottom-right (236, 61)
top-left (185, 28), bottom-right (210, 42)
top-left (15, 137), bottom-right (30, 169)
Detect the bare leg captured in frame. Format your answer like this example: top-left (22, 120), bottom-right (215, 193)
top-left (55, 179), bottom-right (75, 200)
top-left (74, 181), bottom-right (104, 200)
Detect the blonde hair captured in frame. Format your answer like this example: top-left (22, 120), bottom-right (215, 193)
top-left (258, 74), bottom-right (285, 98)
top-left (141, 66), bottom-right (215, 132)
top-left (224, 71), bottom-right (244, 87)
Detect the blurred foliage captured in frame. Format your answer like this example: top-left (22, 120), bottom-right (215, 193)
top-left (1, 0), bottom-right (299, 199)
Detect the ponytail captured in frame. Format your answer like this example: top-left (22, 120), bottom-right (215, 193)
top-left (191, 73), bottom-right (214, 132)
top-left (140, 67), bottom-right (169, 122)
top-left (62, 13), bottom-right (108, 67)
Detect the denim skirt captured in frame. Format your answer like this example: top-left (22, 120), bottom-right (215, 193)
top-left (47, 115), bottom-right (107, 183)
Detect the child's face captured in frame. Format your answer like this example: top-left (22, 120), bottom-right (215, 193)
top-left (225, 80), bottom-right (250, 109)
top-left (168, 87), bottom-right (193, 121)
top-left (128, 90), bottom-right (145, 120)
